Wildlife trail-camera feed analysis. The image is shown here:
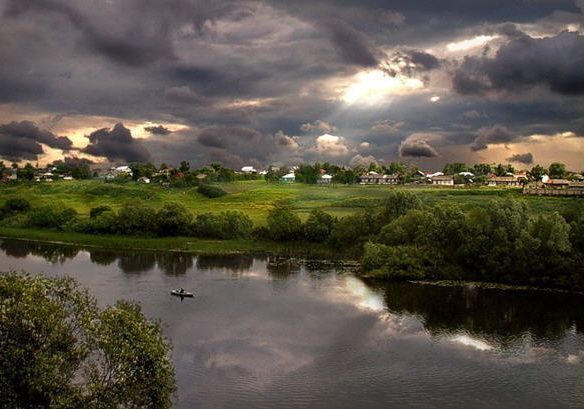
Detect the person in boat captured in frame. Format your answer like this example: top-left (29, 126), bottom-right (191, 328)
top-left (179, 288), bottom-right (185, 294)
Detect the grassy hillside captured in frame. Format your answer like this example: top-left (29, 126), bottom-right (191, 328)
top-left (0, 180), bottom-right (581, 225)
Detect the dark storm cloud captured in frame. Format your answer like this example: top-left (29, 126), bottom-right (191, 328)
top-left (82, 123), bottom-right (151, 163)
top-left (144, 125), bottom-right (172, 135)
top-left (0, 120), bottom-right (72, 160)
top-left (321, 18), bottom-right (380, 67)
top-left (470, 125), bottom-right (516, 151)
top-left (399, 138), bottom-right (439, 158)
top-left (454, 30), bottom-right (584, 96)
top-left (506, 152), bottom-right (533, 164)
top-left (197, 126), bottom-right (262, 149)
top-left (4, 0), bottom-right (174, 67)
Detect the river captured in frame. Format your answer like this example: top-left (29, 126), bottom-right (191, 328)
top-left (1, 238), bottom-right (583, 408)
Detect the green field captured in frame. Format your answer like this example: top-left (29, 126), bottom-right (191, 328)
top-left (0, 180), bottom-right (582, 225)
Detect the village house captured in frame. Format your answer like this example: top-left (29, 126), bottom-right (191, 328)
top-left (487, 176), bottom-right (521, 187)
top-left (318, 174), bottom-right (333, 184)
top-left (544, 179), bottom-right (571, 189)
top-left (359, 172), bottom-right (399, 185)
top-left (281, 173), bottom-right (296, 183)
top-left (431, 175), bottom-right (454, 186)
top-left (241, 166), bottom-right (257, 173)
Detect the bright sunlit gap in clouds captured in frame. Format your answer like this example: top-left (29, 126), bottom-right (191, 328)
top-left (446, 35), bottom-right (499, 52)
top-left (342, 69), bottom-right (424, 105)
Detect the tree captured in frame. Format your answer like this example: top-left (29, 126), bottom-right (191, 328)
top-left (179, 161), bottom-right (190, 173)
top-left (17, 163), bottom-right (35, 181)
top-left (156, 202), bottom-right (192, 236)
top-left (528, 164), bottom-right (547, 181)
top-left (0, 273), bottom-right (176, 409)
top-left (471, 163), bottom-right (492, 176)
top-left (443, 163), bottom-right (468, 175)
top-left (304, 209), bottom-right (336, 242)
top-left (548, 162), bottom-right (566, 179)
top-left (379, 190), bottom-right (422, 224)
top-left (266, 203), bottom-right (303, 240)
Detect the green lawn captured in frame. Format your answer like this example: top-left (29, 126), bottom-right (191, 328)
top-left (1, 180), bottom-right (582, 225)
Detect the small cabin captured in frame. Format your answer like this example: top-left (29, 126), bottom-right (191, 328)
top-left (281, 173), bottom-right (296, 183)
top-left (431, 175), bottom-right (454, 186)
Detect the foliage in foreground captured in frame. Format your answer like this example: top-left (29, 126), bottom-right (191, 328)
top-left (0, 273), bottom-right (176, 409)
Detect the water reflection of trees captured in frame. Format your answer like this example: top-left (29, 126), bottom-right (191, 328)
top-left (378, 282), bottom-right (584, 341)
top-left (0, 240), bottom-right (80, 263)
top-left (266, 257), bottom-right (301, 279)
top-left (196, 255), bottom-right (254, 273)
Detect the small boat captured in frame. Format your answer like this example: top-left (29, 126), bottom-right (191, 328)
top-left (170, 289), bottom-right (194, 297)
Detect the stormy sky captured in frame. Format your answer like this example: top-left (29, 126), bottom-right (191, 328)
top-left (1, 0), bottom-right (584, 170)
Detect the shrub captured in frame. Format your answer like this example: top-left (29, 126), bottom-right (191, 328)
top-left (329, 211), bottom-right (378, 248)
top-left (361, 243), bottom-right (437, 280)
top-left (379, 191), bottom-right (422, 224)
top-left (192, 211), bottom-right (253, 239)
top-left (197, 184), bottom-right (226, 198)
top-left (304, 209), bottom-right (336, 242)
top-left (2, 198), bottom-right (31, 213)
top-left (266, 204), bottom-right (303, 241)
top-left (26, 206), bottom-right (78, 230)
top-left (156, 203), bottom-right (192, 236)
top-left (90, 205), bottom-right (113, 218)
top-left (115, 203), bottom-right (157, 235)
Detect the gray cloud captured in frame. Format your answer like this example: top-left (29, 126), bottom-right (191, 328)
top-left (321, 18), bottom-right (380, 67)
top-left (454, 30), bottom-right (584, 96)
top-left (0, 120), bottom-right (72, 161)
top-left (470, 125), bottom-right (516, 151)
top-left (82, 123), bottom-right (151, 163)
top-left (144, 125), bottom-right (172, 135)
top-left (506, 152), bottom-right (533, 164)
top-left (399, 137), bottom-right (439, 158)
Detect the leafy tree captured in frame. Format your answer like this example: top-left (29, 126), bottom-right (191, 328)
top-left (329, 211), bottom-right (379, 247)
top-left (385, 162), bottom-right (408, 176)
top-left (0, 273), bottom-right (176, 409)
top-left (379, 190), bottom-right (422, 224)
top-left (266, 204), bottom-right (303, 241)
top-left (17, 163), bottom-right (36, 181)
top-left (130, 162), bottom-right (156, 181)
top-left (115, 203), bottom-right (157, 235)
top-left (378, 209), bottom-right (435, 246)
top-left (471, 163), bottom-right (492, 176)
top-left (443, 163), bottom-right (468, 175)
top-left (548, 162), bottom-right (566, 179)
top-left (304, 209), bottom-right (336, 242)
top-left (26, 206), bottom-right (78, 230)
top-left (156, 202), bottom-right (192, 236)
top-left (528, 164), bottom-right (547, 181)
top-left (179, 161), bottom-right (190, 173)
top-left (295, 164), bottom-right (319, 184)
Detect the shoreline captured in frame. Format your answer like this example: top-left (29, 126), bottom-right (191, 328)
top-left (2, 227), bottom-right (582, 294)
top-left (0, 227), bottom-right (352, 260)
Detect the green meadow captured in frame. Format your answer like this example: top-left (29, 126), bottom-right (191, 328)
top-left (0, 179), bottom-right (581, 226)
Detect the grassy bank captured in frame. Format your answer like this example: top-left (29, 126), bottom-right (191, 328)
top-left (1, 180), bottom-right (581, 224)
top-left (0, 227), bottom-right (343, 258)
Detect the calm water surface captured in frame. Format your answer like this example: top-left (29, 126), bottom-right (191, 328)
top-left (1, 239), bottom-right (584, 408)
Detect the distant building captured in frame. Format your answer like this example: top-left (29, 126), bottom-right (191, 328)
top-left (487, 176), bottom-right (521, 187)
top-left (281, 173), bottom-right (296, 183)
top-left (137, 176), bottom-right (151, 184)
top-left (318, 174), bottom-right (333, 184)
top-left (359, 172), bottom-right (399, 185)
top-left (241, 166), bottom-right (257, 173)
top-left (544, 179), bottom-right (571, 189)
top-left (431, 175), bottom-right (454, 186)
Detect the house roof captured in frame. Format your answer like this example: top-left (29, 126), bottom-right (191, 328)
top-left (321, 174), bottom-right (333, 179)
top-left (431, 175), bottom-right (453, 181)
top-left (282, 173), bottom-right (295, 178)
top-left (488, 176), bottom-right (517, 182)
top-left (545, 179), bottom-right (570, 185)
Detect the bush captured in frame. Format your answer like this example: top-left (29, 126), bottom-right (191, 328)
top-left (197, 184), bottom-right (226, 198)
top-left (361, 243), bottom-right (439, 280)
top-left (115, 203), bottom-right (157, 235)
top-left (192, 211), bottom-right (253, 239)
top-left (90, 205), bottom-right (113, 218)
top-left (26, 206), bottom-right (78, 230)
top-left (266, 204), bottom-right (303, 241)
top-left (304, 209), bottom-right (336, 242)
top-left (156, 203), bottom-right (192, 236)
top-left (379, 191), bottom-right (422, 224)
top-left (2, 198), bottom-right (31, 213)
top-left (329, 211), bottom-right (379, 248)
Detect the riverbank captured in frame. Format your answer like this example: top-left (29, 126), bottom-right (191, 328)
top-left (0, 227), bottom-right (346, 258)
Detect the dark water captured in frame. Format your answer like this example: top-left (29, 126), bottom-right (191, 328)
top-left (1, 239), bottom-right (584, 409)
